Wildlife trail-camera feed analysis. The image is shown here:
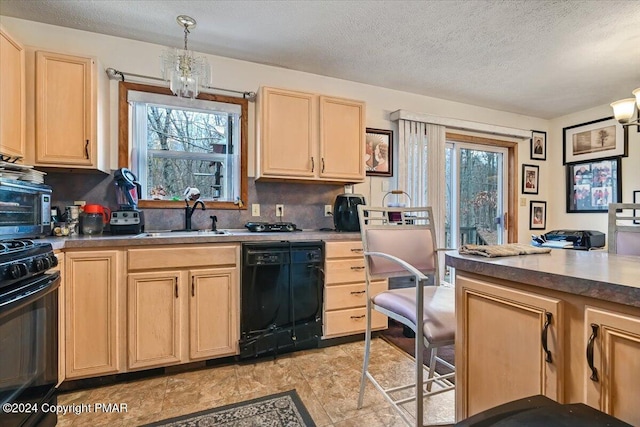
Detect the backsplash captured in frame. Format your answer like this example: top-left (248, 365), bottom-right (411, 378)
top-left (46, 171), bottom-right (345, 231)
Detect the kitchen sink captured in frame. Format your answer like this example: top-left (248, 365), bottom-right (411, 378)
top-left (131, 229), bottom-right (233, 238)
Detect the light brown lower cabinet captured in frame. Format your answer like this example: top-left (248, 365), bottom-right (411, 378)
top-left (456, 274), bottom-right (563, 418)
top-left (127, 270), bottom-right (183, 369)
top-left (455, 272), bottom-right (640, 426)
top-left (126, 244), bottom-right (240, 371)
top-left (584, 307), bottom-right (640, 426)
top-left (323, 240), bottom-right (388, 338)
top-left (127, 267), bottom-right (239, 370)
top-left (64, 250), bottom-right (124, 379)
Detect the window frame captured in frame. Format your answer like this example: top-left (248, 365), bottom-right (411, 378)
top-left (118, 81), bottom-right (248, 210)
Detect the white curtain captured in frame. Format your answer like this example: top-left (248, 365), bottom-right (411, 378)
top-left (398, 119), bottom-right (447, 280)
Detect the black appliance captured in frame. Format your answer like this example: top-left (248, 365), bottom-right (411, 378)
top-left (0, 239), bottom-right (60, 427)
top-left (244, 222), bottom-right (300, 232)
top-left (110, 168), bottom-right (145, 235)
top-left (0, 179), bottom-right (52, 239)
top-left (333, 194), bottom-right (365, 232)
top-left (239, 241), bottom-right (323, 359)
top-left (543, 230), bottom-right (606, 250)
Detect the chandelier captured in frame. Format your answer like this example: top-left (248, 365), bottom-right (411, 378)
top-left (610, 88), bottom-right (640, 127)
top-left (161, 15), bottom-right (211, 99)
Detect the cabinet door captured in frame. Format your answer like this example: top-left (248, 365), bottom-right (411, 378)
top-left (584, 307), bottom-right (640, 426)
top-left (189, 268), bottom-right (239, 360)
top-left (319, 96), bottom-right (365, 182)
top-left (259, 87), bottom-right (316, 178)
top-left (0, 27), bottom-right (25, 159)
top-left (65, 250), bottom-right (122, 379)
top-left (456, 274), bottom-right (563, 419)
top-left (128, 271), bottom-right (184, 369)
top-left (35, 51), bottom-right (96, 167)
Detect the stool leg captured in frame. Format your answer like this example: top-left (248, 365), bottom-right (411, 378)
top-left (427, 347), bottom-right (438, 392)
top-left (357, 299), bottom-right (373, 409)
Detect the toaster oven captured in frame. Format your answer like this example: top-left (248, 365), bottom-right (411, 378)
top-left (0, 179), bottom-right (52, 239)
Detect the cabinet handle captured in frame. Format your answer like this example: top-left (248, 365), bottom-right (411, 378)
top-left (587, 323), bottom-right (599, 382)
top-left (175, 278), bottom-right (178, 298)
top-left (191, 277), bottom-right (195, 297)
top-left (350, 266), bottom-right (365, 270)
top-left (311, 157), bottom-right (315, 172)
top-left (350, 290), bottom-right (366, 295)
top-left (350, 248), bottom-right (363, 253)
top-left (84, 140), bottom-right (90, 159)
top-left (321, 157), bottom-right (325, 173)
top-left (541, 312), bottom-right (552, 363)
top-left (350, 315), bottom-right (365, 320)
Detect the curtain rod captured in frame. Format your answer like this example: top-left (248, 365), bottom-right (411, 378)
top-left (105, 67), bottom-right (256, 101)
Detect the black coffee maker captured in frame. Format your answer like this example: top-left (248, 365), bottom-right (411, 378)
top-left (333, 194), bottom-right (365, 231)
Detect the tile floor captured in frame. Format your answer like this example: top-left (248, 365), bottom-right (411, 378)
top-left (57, 338), bottom-right (454, 426)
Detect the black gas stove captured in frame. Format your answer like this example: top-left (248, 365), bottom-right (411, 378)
top-left (1, 238), bottom-right (60, 427)
top-left (0, 239), bottom-right (57, 291)
top-left (245, 222), bottom-right (300, 232)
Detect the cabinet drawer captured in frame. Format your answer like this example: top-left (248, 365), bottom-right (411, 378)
top-left (324, 307), bottom-right (387, 338)
top-left (325, 281), bottom-right (387, 311)
top-left (325, 259), bottom-right (367, 284)
top-left (128, 245), bottom-right (237, 271)
top-left (325, 241), bottom-right (363, 259)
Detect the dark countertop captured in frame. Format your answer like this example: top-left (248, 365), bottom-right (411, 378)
top-left (45, 229), bottom-right (361, 250)
top-left (445, 249), bottom-right (640, 308)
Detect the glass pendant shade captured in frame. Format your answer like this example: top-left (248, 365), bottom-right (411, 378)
top-left (610, 98), bottom-right (636, 124)
top-left (162, 48), bottom-right (210, 99)
top-left (161, 15), bottom-right (210, 99)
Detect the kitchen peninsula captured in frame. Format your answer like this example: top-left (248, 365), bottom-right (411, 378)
top-left (446, 249), bottom-right (640, 426)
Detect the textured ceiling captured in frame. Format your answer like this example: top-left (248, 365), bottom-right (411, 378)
top-left (1, 0), bottom-right (639, 119)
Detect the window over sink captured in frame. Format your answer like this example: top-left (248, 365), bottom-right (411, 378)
top-left (118, 82), bottom-right (248, 209)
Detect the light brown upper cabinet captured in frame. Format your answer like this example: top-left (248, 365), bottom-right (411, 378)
top-left (0, 27), bottom-right (25, 159)
top-left (256, 87), bottom-right (365, 183)
top-left (35, 51), bottom-right (108, 172)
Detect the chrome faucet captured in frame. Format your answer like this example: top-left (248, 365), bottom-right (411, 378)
top-left (185, 200), bottom-right (205, 231)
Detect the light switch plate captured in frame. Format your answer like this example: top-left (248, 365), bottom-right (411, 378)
top-left (251, 204), bottom-right (260, 216)
top-left (520, 197), bottom-right (527, 207)
top-left (324, 205), bottom-right (332, 217)
top-left (276, 204), bottom-right (284, 217)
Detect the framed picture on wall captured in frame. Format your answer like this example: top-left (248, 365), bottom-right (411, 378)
top-left (521, 164), bottom-right (539, 195)
top-left (529, 201), bottom-right (546, 230)
top-left (530, 130), bottom-right (546, 160)
top-left (365, 128), bottom-right (393, 177)
top-left (562, 117), bottom-right (628, 164)
top-left (566, 157), bottom-right (622, 213)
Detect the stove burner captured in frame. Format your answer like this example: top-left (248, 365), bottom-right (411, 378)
top-left (0, 239), bottom-right (36, 254)
top-left (245, 222), bottom-right (300, 232)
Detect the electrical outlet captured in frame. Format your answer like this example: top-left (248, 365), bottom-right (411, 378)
top-left (276, 204), bottom-right (284, 218)
top-left (324, 205), bottom-right (332, 217)
top-left (251, 204), bottom-right (260, 217)
top-left (520, 197), bottom-right (527, 207)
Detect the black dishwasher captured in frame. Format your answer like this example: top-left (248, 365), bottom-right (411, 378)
top-left (240, 241), bottom-right (323, 359)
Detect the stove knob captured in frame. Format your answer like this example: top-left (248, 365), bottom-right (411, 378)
top-left (255, 224), bottom-right (265, 232)
top-left (48, 254), bottom-right (59, 268)
top-left (286, 224), bottom-right (295, 232)
top-left (34, 258), bottom-right (46, 272)
top-left (7, 263), bottom-right (28, 280)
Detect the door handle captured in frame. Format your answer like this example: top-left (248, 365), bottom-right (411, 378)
top-left (321, 157), bottom-right (325, 173)
top-left (84, 140), bottom-right (90, 159)
top-left (350, 290), bottom-right (366, 295)
top-left (191, 277), bottom-right (195, 297)
top-left (350, 315), bottom-right (365, 320)
top-left (350, 266), bottom-right (365, 270)
top-left (541, 312), bottom-right (552, 363)
top-left (587, 323), bottom-right (599, 382)
top-left (310, 157), bottom-right (315, 172)
top-left (175, 278), bottom-right (178, 298)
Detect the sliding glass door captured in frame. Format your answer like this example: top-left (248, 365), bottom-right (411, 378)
top-left (445, 142), bottom-right (508, 249)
